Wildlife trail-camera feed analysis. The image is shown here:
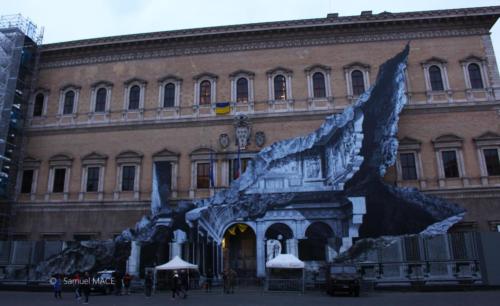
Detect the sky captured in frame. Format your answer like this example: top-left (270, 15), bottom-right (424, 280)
top-left (2, 0), bottom-right (500, 62)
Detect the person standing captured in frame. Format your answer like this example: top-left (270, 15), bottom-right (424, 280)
top-left (205, 269), bottom-right (213, 293)
top-left (114, 271), bottom-right (122, 295)
top-left (228, 269), bottom-right (237, 294)
top-left (171, 271), bottom-right (180, 300)
top-left (82, 272), bottom-right (91, 305)
top-left (123, 273), bottom-right (132, 295)
top-left (53, 274), bottom-right (62, 299)
top-left (144, 271), bottom-right (153, 298)
top-left (74, 272), bottom-right (82, 302)
top-left (222, 269), bottom-right (228, 294)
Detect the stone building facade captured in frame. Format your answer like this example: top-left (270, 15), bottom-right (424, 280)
top-left (6, 6), bottom-right (500, 274)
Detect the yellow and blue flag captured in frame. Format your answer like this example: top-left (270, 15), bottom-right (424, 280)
top-left (215, 102), bottom-right (230, 115)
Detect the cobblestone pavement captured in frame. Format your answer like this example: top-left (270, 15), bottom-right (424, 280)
top-left (1, 289), bottom-right (500, 306)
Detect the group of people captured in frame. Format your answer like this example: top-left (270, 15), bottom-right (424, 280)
top-left (51, 272), bottom-right (92, 304)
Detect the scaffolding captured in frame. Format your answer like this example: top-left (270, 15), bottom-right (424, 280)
top-left (0, 14), bottom-right (43, 45)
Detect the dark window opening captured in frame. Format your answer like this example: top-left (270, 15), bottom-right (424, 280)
top-left (197, 163), bottom-right (210, 189)
top-left (442, 150), bottom-right (460, 178)
top-left (312, 72), bottom-right (326, 98)
top-left (73, 234), bottom-right (93, 241)
top-left (63, 91), bottom-right (75, 115)
top-left (400, 152), bottom-right (417, 180)
top-left (351, 70), bottom-right (365, 96)
top-left (128, 85), bottom-right (140, 110)
top-left (199, 80), bottom-right (211, 105)
top-left (21, 169), bottom-right (34, 194)
top-left (33, 93), bottom-right (44, 117)
top-left (236, 78), bottom-right (249, 102)
top-left (468, 63), bottom-right (484, 89)
top-left (121, 165), bottom-right (136, 191)
top-left (86, 167), bottom-right (100, 192)
top-left (228, 158), bottom-right (250, 182)
top-left (429, 65), bottom-right (444, 91)
top-left (484, 148), bottom-right (500, 176)
top-left (52, 168), bottom-right (66, 193)
top-left (164, 83), bottom-right (175, 107)
top-left (274, 75), bottom-right (287, 100)
top-left (95, 88), bottom-right (107, 112)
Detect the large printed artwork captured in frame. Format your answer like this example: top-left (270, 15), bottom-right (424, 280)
top-left (36, 45), bottom-right (466, 278)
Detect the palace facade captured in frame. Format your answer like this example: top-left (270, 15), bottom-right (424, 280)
top-left (2, 5), bottom-right (500, 278)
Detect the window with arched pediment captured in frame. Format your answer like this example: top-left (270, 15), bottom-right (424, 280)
top-left (429, 65), bottom-right (444, 91)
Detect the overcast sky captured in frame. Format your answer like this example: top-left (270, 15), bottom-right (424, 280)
top-left (2, 0), bottom-right (500, 62)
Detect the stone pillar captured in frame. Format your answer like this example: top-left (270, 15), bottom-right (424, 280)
top-left (286, 238), bottom-right (298, 257)
top-left (127, 241), bottom-right (141, 277)
top-left (170, 229), bottom-right (187, 259)
top-left (256, 223), bottom-right (266, 277)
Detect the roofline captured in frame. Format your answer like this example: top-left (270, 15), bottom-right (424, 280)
top-left (41, 5), bottom-right (500, 52)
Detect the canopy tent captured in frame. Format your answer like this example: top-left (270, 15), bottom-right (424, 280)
top-left (266, 254), bottom-right (305, 293)
top-left (155, 256), bottom-right (198, 270)
top-left (153, 256), bottom-right (198, 293)
top-left (266, 254), bottom-right (305, 269)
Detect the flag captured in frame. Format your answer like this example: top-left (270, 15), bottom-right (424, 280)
top-left (209, 150), bottom-right (215, 188)
top-left (215, 102), bottom-right (230, 115)
top-left (234, 145), bottom-right (241, 179)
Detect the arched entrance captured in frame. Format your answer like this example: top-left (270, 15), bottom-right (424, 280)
top-left (222, 223), bottom-right (256, 277)
top-left (299, 222), bottom-right (334, 261)
top-left (265, 223), bottom-right (294, 259)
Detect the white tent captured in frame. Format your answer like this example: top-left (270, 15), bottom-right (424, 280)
top-left (266, 254), bottom-right (305, 293)
top-left (155, 256), bottom-right (198, 270)
top-left (153, 256), bottom-right (198, 293)
top-left (266, 254), bottom-right (305, 269)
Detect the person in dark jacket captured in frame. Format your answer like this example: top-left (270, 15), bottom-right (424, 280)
top-left (53, 274), bottom-right (62, 299)
top-left (144, 271), bottom-right (153, 298)
top-left (171, 271), bottom-right (181, 300)
top-left (123, 273), bottom-right (132, 295)
top-left (82, 272), bottom-right (91, 304)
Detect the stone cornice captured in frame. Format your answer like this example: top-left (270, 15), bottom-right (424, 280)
top-left (39, 27), bottom-right (491, 70)
top-left (24, 100), bottom-right (500, 137)
top-left (41, 6), bottom-right (500, 52)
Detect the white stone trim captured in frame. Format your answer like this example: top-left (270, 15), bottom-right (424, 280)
top-left (47, 166), bottom-right (71, 200)
top-left (344, 66), bottom-right (370, 102)
top-left (158, 78), bottom-right (182, 109)
top-left (79, 165), bottom-right (105, 200)
top-left (58, 87), bottom-right (80, 117)
top-left (267, 69), bottom-right (293, 112)
top-left (396, 150), bottom-right (423, 181)
top-left (305, 68), bottom-right (332, 102)
top-left (29, 90), bottom-right (49, 119)
top-left (422, 60), bottom-right (452, 102)
top-left (194, 77), bottom-right (217, 107)
top-left (90, 84), bottom-right (112, 115)
top-left (230, 74), bottom-right (254, 103)
top-left (476, 146), bottom-right (500, 185)
top-left (435, 148), bottom-right (467, 187)
top-left (123, 80), bottom-right (146, 118)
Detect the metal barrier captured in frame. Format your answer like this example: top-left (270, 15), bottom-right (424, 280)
top-left (265, 278), bottom-right (304, 292)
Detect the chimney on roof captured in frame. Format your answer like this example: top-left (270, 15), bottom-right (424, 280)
top-left (361, 10), bottom-right (372, 16)
top-left (327, 13), bottom-right (339, 19)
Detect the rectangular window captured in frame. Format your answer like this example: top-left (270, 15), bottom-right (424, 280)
top-left (400, 153), bottom-right (417, 180)
top-left (73, 234), bottom-right (93, 241)
top-left (21, 169), bottom-right (34, 194)
top-left (441, 150), bottom-right (460, 178)
top-left (86, 167), bottom-right (100, 192)
top-left (121, 166), bottom-right (135, 191)
top-left (52, 168), bottom-right (66, 193)
top-left (196, 163), bottom-right (210, 189)
top-left (483, 149), bottom-right (500, 176)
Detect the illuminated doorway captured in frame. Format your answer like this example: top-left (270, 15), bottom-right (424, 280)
top-left (222, 223), bottom-right (256, 277)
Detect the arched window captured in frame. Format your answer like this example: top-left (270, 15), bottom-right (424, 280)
top-left (468, 63), bottom-right (484, 89)
top-left (351, 70), bottom-right (365, 96)
top-left (429, 65), bottom-right (444, 91)
top-left (312, 72), bottom-right (326, 98)
top-left (128, 85), bottom-right (140, 110)
top-left (274, 75), bottom-right (287, 100)
top-left (236, 77), bottom-right (249, 102)
top-left (163, 83), bottom-right (175, 107)
top-left (199, 80), bottom-right (211, 105)
top-left (33, 93), bottom-right (44, 117)
top-left (63, 91), bottom-right (75, 115)
top-left (95, 88), bottom-right (107, 112)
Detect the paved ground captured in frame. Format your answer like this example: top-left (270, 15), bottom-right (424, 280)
top-left (1, 289), bottom-right (500, 306)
